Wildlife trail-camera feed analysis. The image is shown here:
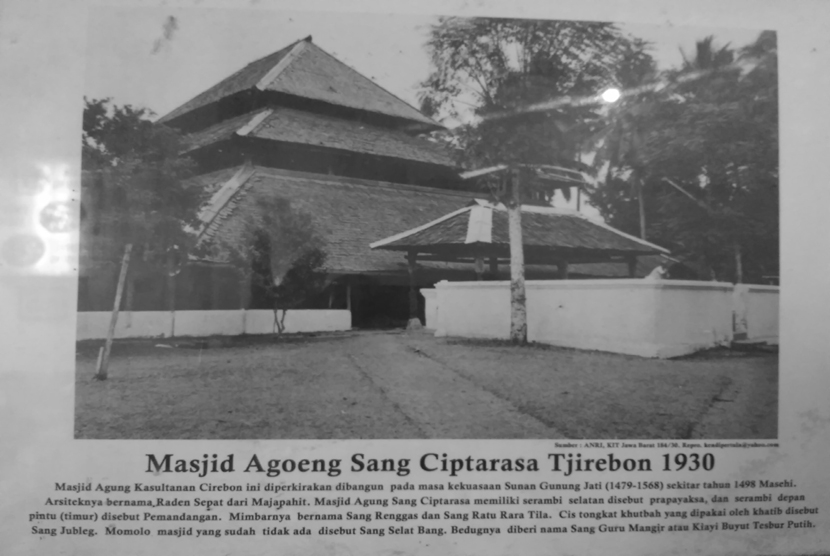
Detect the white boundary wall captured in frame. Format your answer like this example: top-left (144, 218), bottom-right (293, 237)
top-left (431, 279), bottom-right (743, 358)
top-left (420, 289), bottom-right (438, 330)
top-left (733, 284), bottom-right (780, 344)
top-left (76, 309), bottom-right (351, 340)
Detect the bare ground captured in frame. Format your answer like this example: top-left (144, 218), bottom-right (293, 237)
top-left (74, 330), bottom-right (777, 440)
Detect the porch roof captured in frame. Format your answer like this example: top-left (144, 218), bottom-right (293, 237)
top-left (370, 200), bottom-right (669, 264)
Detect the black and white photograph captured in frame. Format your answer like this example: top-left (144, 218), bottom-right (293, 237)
top-left (11, 2), bottom-right (830, 555)
top-left (72, 7), bottom-right (779, 440)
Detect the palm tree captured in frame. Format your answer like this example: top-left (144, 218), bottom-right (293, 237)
top-left (591, 102), bottom-right (652, 239)
top-left (679, 37), bottom-right (746, 281)
top-left (589, 37), bottom-right (737, 242)
top-left (588, 40), bottom-right (657, 240)
top-left (421, 19), bottom-right (646, 343)
top-left (680, 35), bottom-right (734, 74)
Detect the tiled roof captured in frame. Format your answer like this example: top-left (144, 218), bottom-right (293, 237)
top-left (183, 164), bottom-right (242, 195)
top-left (372, 200), bottom-right (669, 258)
top-left (191, 167), bottom-right (668, 277)
top-left (196, 166), bottom-right (480, 275)
top-left (183, 107), bottom-right (458, 167)
top-left (157, 41), bottom-right (298, 125)
top-left (159, 38), bottom-right (437, 128)
top-left (182, 111), bottom-right (261, 152)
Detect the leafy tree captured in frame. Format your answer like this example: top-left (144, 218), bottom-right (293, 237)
top-left (81, 97), bottom-right (201, 292)
top-left (587, 38), bottom-right (659, 239)
top-left (679, 35), bottom-right (736, 74)
top-left (420, 17), bottom-right (647, 342)
top-left (207, 197), bottom-right (327, 333)
top-left (82, 97), bottom-right (202, 379)
top-left (587, 31), bottom-right (778, 283)
top-left (654, 33), bottom-right (775, 282)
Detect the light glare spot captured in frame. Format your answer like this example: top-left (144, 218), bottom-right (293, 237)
top-left (601, 88), bottom-right (621, 103)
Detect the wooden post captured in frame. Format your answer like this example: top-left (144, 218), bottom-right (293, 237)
top-left (165, 249), bottom-right (178, 337)
top-left (124, 271), bottom-right (135, 328)
top-left (557, 260), bottom-right (569, 280)
top-left (346, 284), bottom-right (352, 312)
top-left (96, 243), bottom-right (132, 380)
top-left (239, 272), bottom-right (250, 334)
top-left (627, 256), bottom-right (638, 278)
top-left (210, 266), bottom-right (223, 310)
top-left (489, 256), bottom-right (498, 279)
top-left (238, 272), bottom-right (250, 309)
top-left (636, 176), bottom-right (647, 240)
top-left (95, 347), bottom-right (104, 376)
top-left (406, 251), bottom-right (422, 329)
top-left (474, 256), bottom-right (485, 281)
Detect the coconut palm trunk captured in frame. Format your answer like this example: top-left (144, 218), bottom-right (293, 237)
top-left (508, 171), bottom-right (528, 344)
top-left (734, 242), bottom-right (743, 284)
top-left (635, 171), bottom-right (647, 240)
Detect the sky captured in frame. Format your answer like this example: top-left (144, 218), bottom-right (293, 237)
top-left (83, 7), bottom-right (767, 214)
top-left (85, 7), bottom-right (766, 118)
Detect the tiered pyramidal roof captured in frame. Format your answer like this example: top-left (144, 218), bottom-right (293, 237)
top-left (160, 36), bottom-right (459, 185)
top-left (180, 106), bottom-right (457, 167)
top-left (159, 36), bottom-right (440, 131)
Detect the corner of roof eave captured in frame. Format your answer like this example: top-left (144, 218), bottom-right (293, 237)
top-left (155, 110), bottom-right (176, 126)
top-left (465, 198), bottom-right (670, 256)
top-left (369, 204), bottom-right (475, 250)
top-left (400, 119), bottom-right (448, 135)
top-left (582, 215), bottom-right (671, 255)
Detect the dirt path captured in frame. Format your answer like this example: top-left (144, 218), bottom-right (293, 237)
top-left (75, 330), bottom-right (777, 439)
top-left (341, 332), bottom-right (562, 438)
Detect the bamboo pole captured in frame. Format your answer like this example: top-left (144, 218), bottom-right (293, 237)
top-left (124, 272), bottom-right (135, 329)
top-left (239, 272), bottom-right (249, 334)
top-left (474, 256), bottom-right (485, 281)
top-left (166, 250), bottom-right (177, 338)
top-left (95, 347), bottom-right (104, 375)
top-left (627, 256), bottom-right (638, 278)
top-left (96, 244), bottom-right (132, 381)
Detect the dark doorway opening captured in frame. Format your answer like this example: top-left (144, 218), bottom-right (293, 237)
top-left (350, 284), bottom-right (425, 329)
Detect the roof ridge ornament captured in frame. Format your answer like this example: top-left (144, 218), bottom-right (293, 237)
top-left (193, 162), bottom-right (257, 240)
top-left (235, 108), bottom-right (274, 136)
top-left (255, 40), bottom-right (308, 91)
